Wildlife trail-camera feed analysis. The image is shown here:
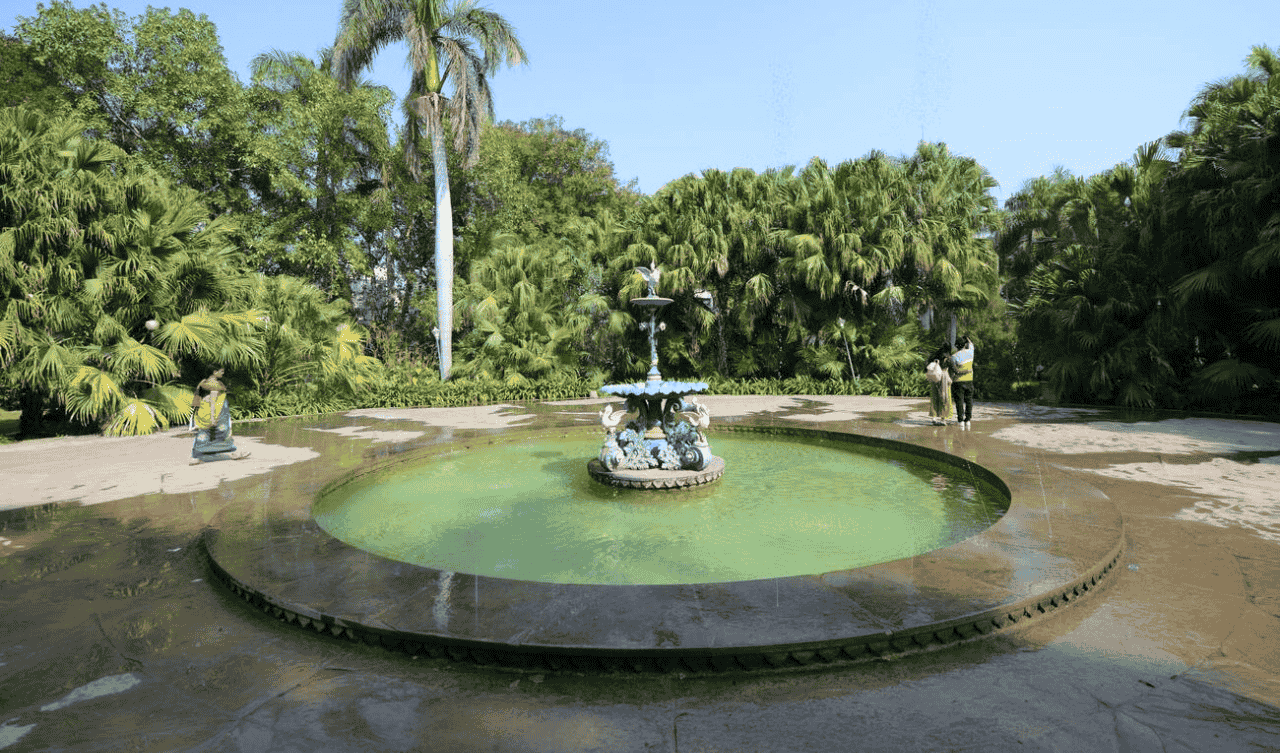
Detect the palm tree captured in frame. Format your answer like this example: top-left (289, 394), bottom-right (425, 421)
top-left (333, 0), bottom-right (527, 380)
top-left (1162, 45), bottom-right (1280, 408)
top-left (896, 142), bottom-right (1001, 338)
top-left (0, 107), bottom-right (266, 436)
top-left (608, 168), bottom-right (786, 377)
top-left (995, 167), bottom-right (1080, 308)
top-left (1014, 144), bottom-right (1180, 408)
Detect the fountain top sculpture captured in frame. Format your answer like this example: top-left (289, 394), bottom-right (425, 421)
top-left (636, 263), bottom-right (662, 298)
top-left (602, 263), bottom-right (710, 397)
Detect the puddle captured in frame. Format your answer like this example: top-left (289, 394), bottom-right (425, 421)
top-left (0, 721), bottom-right (35, 750)
top-left (304, 425), bottom-right (425, 444)
top-left (1081, 458), bottom-right (1280, 543)
top-left (40, 673), bottom-right (142, 712)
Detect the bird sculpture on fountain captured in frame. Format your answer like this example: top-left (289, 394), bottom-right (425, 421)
top-left (636, 263), bottom-right (661, 297)
top-left (693, 289), bottom-right (717, 314)
top-left (682, 398), bottom-right (712, 444)
top-left (599, 403), bottom-right (624, 433)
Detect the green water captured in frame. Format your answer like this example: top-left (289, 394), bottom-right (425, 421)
top-left (312, 434), bottom-right (1007, 585)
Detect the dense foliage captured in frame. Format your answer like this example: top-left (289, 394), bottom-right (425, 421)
top-left (1000, 46), bottom-right (1280, 413)
top-left (4, 2), bottom-right (1278, 438)
top-left (582, 146), bottom-right (1002, 390)
top-left (0, 107), bottom-right (379, 436)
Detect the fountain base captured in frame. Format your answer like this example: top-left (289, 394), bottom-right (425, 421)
top-left (588, 456), bottom-right (725, 490)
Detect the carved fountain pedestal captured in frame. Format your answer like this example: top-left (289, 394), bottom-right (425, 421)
top-left (588, 273), bottom-right (724, 490)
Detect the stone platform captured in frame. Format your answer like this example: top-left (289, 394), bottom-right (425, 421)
top-left (5, 399), bottom-right (1280, 752)
top-left (586, 456), bottom-right (725, 489)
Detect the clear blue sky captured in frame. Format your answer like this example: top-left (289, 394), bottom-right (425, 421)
top-left (9, 0), bottom-right (1280, 205)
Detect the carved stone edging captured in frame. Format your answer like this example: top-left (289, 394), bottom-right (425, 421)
top-left (200, 531), bottom-right (1124, 677)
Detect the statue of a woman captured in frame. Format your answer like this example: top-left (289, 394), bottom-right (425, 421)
top-left (190, 369), bottom-right (244, 463)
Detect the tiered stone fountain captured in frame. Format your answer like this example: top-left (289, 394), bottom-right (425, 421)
top-left (587, 264), bottom-right (725, 490)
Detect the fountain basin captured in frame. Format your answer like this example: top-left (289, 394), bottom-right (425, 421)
top-left (311, 434), bottom-right (1005, 585)
top-left (202, 421), bottom-right (1125, 674)
top-left (600, 380), bottom-right (710, 397)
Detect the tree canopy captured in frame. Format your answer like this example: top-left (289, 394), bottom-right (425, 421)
top-left (0, 106), bottom-right (377, 436)
top-left (15, 1), bottom-right (260, 215)
top-left (3, 0), bottom-right (1277, 431)
top-left (1004, 45), bottom-right (1280, 412)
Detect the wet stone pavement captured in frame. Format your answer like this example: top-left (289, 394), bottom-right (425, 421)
top-left (0, 396), bottom-right (1278, 751)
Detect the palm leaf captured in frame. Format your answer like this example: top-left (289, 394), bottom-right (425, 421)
top-left (1193, 358), bottom-right (1272, 391)
top-left (63, 365), bottom-right (126, 423)
top-left (743, 273), bottom-right (774, 306)
top-left (1241, 235), bottom-right (1280, 276)
top-left (1171, 261), bottom-right (1234, 299)
top-left (143, 383), bottom-right (198, 423)
top-left (1243, 317), bottom-right (1280, 352)
top-left (0, 310), bottom-right (23, 363)
top-left (110, 338), bottom-right (179, 383)
top-left (154, 312), bottom-right (220, 356)
top-left (26, 336), bottom-right (79, 384)
top-left (102, 398), bottom-right (170, 437)
top-left (92, 314), bottom-right (130, 345)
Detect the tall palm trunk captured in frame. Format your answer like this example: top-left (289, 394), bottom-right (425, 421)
top-left (334, 0), bottom-right (527, 380)
top-left (430, 117), bottom-right (453, 380)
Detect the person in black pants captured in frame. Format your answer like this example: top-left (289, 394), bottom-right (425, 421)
top-left (950, 335), bottom-right (975, 429)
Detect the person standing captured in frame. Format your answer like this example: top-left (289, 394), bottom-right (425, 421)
top-left (950, 335), bottom-right (975, 429)
top-left (925, 343), bottom-right (954, 425)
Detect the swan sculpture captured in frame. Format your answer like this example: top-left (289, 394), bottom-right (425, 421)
top-left (636, 263), bottom-right (661, 297)
top-left (600, 403), bottom-right (624, 432)
top-left (682, 398), bottom-right (711, 443)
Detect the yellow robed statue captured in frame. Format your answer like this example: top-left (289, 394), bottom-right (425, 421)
top-left (191, 369), bottom-right (238, 461)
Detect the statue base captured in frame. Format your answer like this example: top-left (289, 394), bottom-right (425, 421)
top-left (587, 457), bottom-right (725, 491)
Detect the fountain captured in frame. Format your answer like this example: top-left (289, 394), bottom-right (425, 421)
top-left (203, 402), bottom-right (1126, 674)
top-left (589, 264), bottom-right (723, 490)
top-left (198, 263), bottom-right (1125, 674)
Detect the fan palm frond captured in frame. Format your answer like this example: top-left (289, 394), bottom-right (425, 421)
top-left (63, 365), bottom-right (126, 423)
top-left (109, 337), bottom-right (178, 383)
top-left (102, 398), bottom-right (170, 437)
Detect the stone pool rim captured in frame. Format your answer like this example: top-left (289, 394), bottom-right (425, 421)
top-left (202, 421), bottom-right (1125, 675)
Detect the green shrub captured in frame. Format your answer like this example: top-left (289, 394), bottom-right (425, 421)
top-left (1009, 381), bottom-right (1042, 402)
top-left (705, 374), bottom-right (932, 398)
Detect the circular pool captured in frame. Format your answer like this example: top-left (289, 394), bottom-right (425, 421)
top-left (203, 418), bottom-right (1123, 675)
top-left (312, 433), bottom-right (1007, 585)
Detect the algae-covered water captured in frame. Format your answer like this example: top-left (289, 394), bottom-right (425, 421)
top-left (312, 434), bottom-right (1006, 585)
